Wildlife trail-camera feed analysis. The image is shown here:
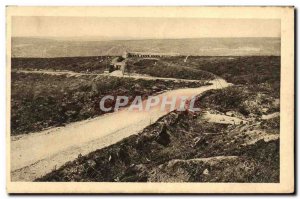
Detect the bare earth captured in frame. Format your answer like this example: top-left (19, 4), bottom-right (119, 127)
top-left (11, 78), bottom-right (231, 181)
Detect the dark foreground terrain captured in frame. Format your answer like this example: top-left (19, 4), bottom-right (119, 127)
top-left (38, 108), bottom-right (279, 182)
top-left (35, 56), bottom-right (280, 182)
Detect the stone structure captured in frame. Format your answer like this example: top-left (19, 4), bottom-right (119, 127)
top-left (126, 52), bottom-right (179, 58)
top-left (108, 51), bottom-right (180, 75)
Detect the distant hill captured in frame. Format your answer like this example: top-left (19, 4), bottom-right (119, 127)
top-left (12, 37), bottom-right (280, 58)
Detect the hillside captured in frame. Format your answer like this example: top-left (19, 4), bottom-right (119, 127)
top-left (12, 37), bottom-right (280, 58)
top-left (35, 54), bottom-right (280, 182)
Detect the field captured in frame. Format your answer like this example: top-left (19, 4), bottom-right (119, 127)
top-left (32, 55), bottom-right (280, 182)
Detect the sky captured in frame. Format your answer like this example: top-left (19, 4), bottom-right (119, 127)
top-left (12, 17), bottom-right (280, 39)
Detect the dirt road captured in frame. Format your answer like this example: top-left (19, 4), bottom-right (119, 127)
top-left (11, 78), bottom-right (231, 181)
top-left (13, 69), bottom-right (206, 82)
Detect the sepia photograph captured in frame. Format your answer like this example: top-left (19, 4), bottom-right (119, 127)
top-left (6, 6), bottom-right (294, 193)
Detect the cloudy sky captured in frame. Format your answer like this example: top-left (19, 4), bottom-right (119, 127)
top-left (12, 17), bottom-right (280, 39)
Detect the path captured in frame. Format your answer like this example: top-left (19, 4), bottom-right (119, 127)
top-left (11, 77), bottom-right (231, 181)
top-left (13, 69), bottom-right (205, 82)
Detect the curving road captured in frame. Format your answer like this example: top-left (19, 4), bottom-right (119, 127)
top-left (10, 78), bottom-right (231, 181)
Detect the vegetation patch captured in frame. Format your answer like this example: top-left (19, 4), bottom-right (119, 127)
top-left (126, 57), bottom-right (215, 80)
top-left (12, 56), bottom-right (112, 73)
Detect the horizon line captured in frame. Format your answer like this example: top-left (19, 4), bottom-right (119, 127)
top-left (12, 36), bottom-right (281, 40)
